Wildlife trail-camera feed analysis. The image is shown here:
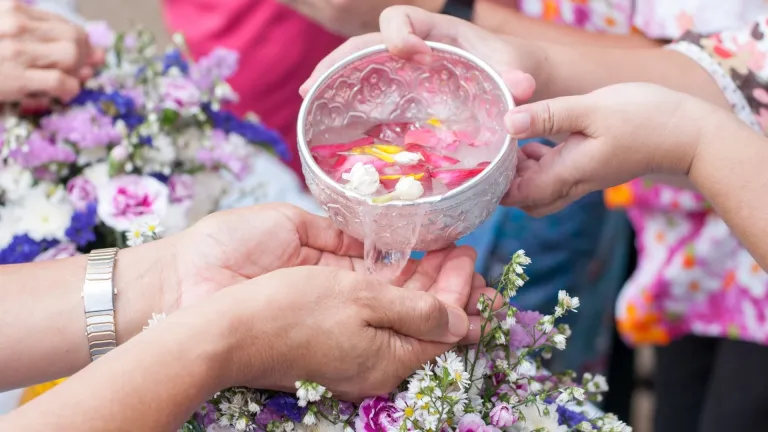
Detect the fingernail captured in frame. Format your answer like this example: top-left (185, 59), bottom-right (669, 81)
top-left (447, 306), bottom-right (469, 341)
top-left (505, 112), bottom-right (531, 137)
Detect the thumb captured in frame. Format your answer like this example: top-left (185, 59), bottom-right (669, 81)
top-left (371, 287), bottom-right (469, 344)
top-left (504, 95), bottom-right (592, 139)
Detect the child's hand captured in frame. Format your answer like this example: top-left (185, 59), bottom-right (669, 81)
top-left (300, 5), bottom-right (538, 103)
top-left (501, 83), bottom-right (719, 216)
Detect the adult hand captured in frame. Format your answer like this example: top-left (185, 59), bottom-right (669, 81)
top-left (0, 1), bottom-right (103, 105)
top-left (501, 83), bottom-right (718, 215)
top-left (278, 0), bottom-right (446, 37)
top-left (300, 6), bottom-right (538, 103)
top-left (161, 203), bottom-right (498, 341)
top-left (208, 265), bottom-right (470, 399)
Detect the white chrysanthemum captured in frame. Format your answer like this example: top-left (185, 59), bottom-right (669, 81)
top-left (552, 334), bottom-right (567, 350)
top-left (293, 418), bottom-right (348, 432)
top-left (0, 162), bottom-right (33, 202)
top-left (16, 187), bottom-right (74, 241)
top-left (126, 228), bottom-right (145, 247)
top-left (143, 312), bottom-right (167, 330)
top-left (509, 402), bottom-right (567, 432)
top-left (436, 351), bottom-right (469, 388)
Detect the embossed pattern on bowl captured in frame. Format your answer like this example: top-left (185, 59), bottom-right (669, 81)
top-left (298, 42), bottom-right (516, 251)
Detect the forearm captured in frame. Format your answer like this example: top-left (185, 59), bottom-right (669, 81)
top-left (0, 309), bottom-right (230, 431)
top-left (689, 113), bottom-right (768, 268)
top-left (535, 43), bottom-right (730, 110)
top-left (0, 241), bottom-right (168, 390)
top-left (474, 0), bottom-right (660, 48)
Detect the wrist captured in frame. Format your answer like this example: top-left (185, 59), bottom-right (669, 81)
top-left (113, 239), bottom-right (177, 344)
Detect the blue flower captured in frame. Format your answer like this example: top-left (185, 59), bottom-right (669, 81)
top-left (70, 88), bottom-right (105, 106)
top-left (66, 204), bottom-right (98, 247)
top-left (0, 235), bottom-right (58, 265)
top-left (556, 404), bottom-right (594, 428)
top-left (98, 91), bottom-right (145, 131)
top-left (162, 49), bottom-right (190, 75)
top-left (264, 394), bottom-right (307, 423)
top-left (204, 104), bottom-right (291, 162)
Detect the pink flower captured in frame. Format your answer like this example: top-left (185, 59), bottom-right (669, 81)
top-left (457, 414), bottom-right (502, 432)
top-left (159, 76), bottom-right (202, 114)
top-left (168, 174), bottom-right (195, 203)
top-left (10, 131), bottom-right (76, 168)
top-left (66, 176), bottom-right (98, 211)
top-left (34, 243), bottom-right (79, 262)
top-left (96, 175), bottom-right (169, 231)
top-left (354, 397), bottom-right (402, 432)
top-left (489, 403), bottom-right (519, 427)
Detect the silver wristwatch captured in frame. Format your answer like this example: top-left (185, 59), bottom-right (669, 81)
top-left (81, 248), bottom-right (119, 361)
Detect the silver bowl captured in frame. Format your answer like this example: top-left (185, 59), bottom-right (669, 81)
top-left (298, 42), bottom-right (516, 252)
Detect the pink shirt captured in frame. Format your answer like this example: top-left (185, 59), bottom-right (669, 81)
top-left (162, 0), bottom-right (345, 178)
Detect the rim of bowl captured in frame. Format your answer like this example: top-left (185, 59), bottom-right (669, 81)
top-left (297, 41), bottom-right (515, 207)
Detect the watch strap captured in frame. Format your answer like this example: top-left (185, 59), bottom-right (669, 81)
top-left (82, 248), bottom-right (119, 361)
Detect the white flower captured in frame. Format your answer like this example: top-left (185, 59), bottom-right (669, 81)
top-left (141, 134), bottom-right (177, 173)
top-left (392, 151), bottom-right (424, 165)
top-left (538, 315), bottom-right (554, 334)
top-left (436, 351), bottom-right (470, 388)
top-left (552, 333), bottom-right (567, 350)
top-left (83, 162), bottom-right (110, 187)
top-left (509, 402), bottom-right (567, 432)
top-left (556, 390), bottom-right (571, 405)
top-left (126, 227), bottom-right (145, 247)
top-left (0, 162), bottom-right (33, 202)
top-left (16, 187), bottom-right (74, 241)
top-left (394, 176), bottom-right (424, 200)
top-left (516, 359), bottom-right (536, 377)
top-left (341, 163), bottom-right (380, 195)
top-left (143, 312), bottom-right (167, 330)
top-left (0, 207), bottom-right (19, 249)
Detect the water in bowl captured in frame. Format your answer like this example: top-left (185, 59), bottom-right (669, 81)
top-left (310, 117), bottom-right (504, 279)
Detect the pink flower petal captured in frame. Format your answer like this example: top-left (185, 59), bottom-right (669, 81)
top-left (432, 167), bottom-right (485, 188)
top-left (405, 143), bottom-right (460, 168)
top-left (310, 136), bottom-right (375, 159)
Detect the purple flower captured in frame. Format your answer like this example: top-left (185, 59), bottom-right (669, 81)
top-left (265, 394), bottom-right (306, 423)
top-left (489, 403), bottom-right (519, 427)
top-left (509, 310), bottom-right (549, 350)
top-left (159, 75), bottom-right (201, 113)
top-left (41, 105), bottom-right (122, 149)
top-left (194, 402), bottom-right (218, 428)
top-left (457, 414), bottom-right (502, 432)
top-left (10, 131), bottom-right (76, 168)
top-left (65, 204), bottom-right (98, 247)
top-left (162, 49), bottom-right (190, 75)
top-left (355, 396), bottom-right (402, 432)
top-left (556, 404), bottom-right (594, 428)
top-left (0, 235), bottom-right (58, 265)
top-left (33, 242), bottom-right (79, 262)
top-left (66, 176), bottom-right (98, 210)
top-left (190, 48), bottom-right (239, 91)
top-left (168, 174), bottom-right (195, 203)
top-left (196, 130), bottom-right (250, 180)
top-left (85, 21), bottom-right (115, 48)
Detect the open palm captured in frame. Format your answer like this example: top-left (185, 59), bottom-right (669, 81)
top-left (166, 204), bottom-right (497, 340)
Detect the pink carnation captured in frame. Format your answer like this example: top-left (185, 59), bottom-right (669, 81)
top-left (354, 397), bottom-right (402, 432)
top-left (159, 76), bottom-right (202, 113)
top-left (168, 174), bottom-right (195, 203)
top-left (489, 403), bottom-right (519, 427)
top-left (34, 243), bottom-right (79, 262)
top-left (96, 175), bottom-right (169, 231)
top-left (66, 176), bottom-right (98, 211)
top-left (457, 414), bottom-right (502, 432)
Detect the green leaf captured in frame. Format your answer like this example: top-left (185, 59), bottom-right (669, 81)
top-left (161, 109), bottom-right (180, 127)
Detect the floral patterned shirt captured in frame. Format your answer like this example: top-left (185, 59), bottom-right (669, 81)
top-left (518, 0), bottom-right (768, 346)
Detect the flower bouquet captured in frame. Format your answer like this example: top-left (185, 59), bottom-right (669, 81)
top-left (0, 23), bottom-right (289, 264)
top-left (0, 23), bottom-right (289, 401)
top-left (175, 251), bottom-right (632, 432)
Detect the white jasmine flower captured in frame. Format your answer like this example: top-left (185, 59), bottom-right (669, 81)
top-left (341, 162), bottom-right (380, 195)
top-left (392, 151), bottom-right (424, 165)
top-left (552, 334), bottom-right (567, 350)
top-left (394, 176), bottom-right (424, 200)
